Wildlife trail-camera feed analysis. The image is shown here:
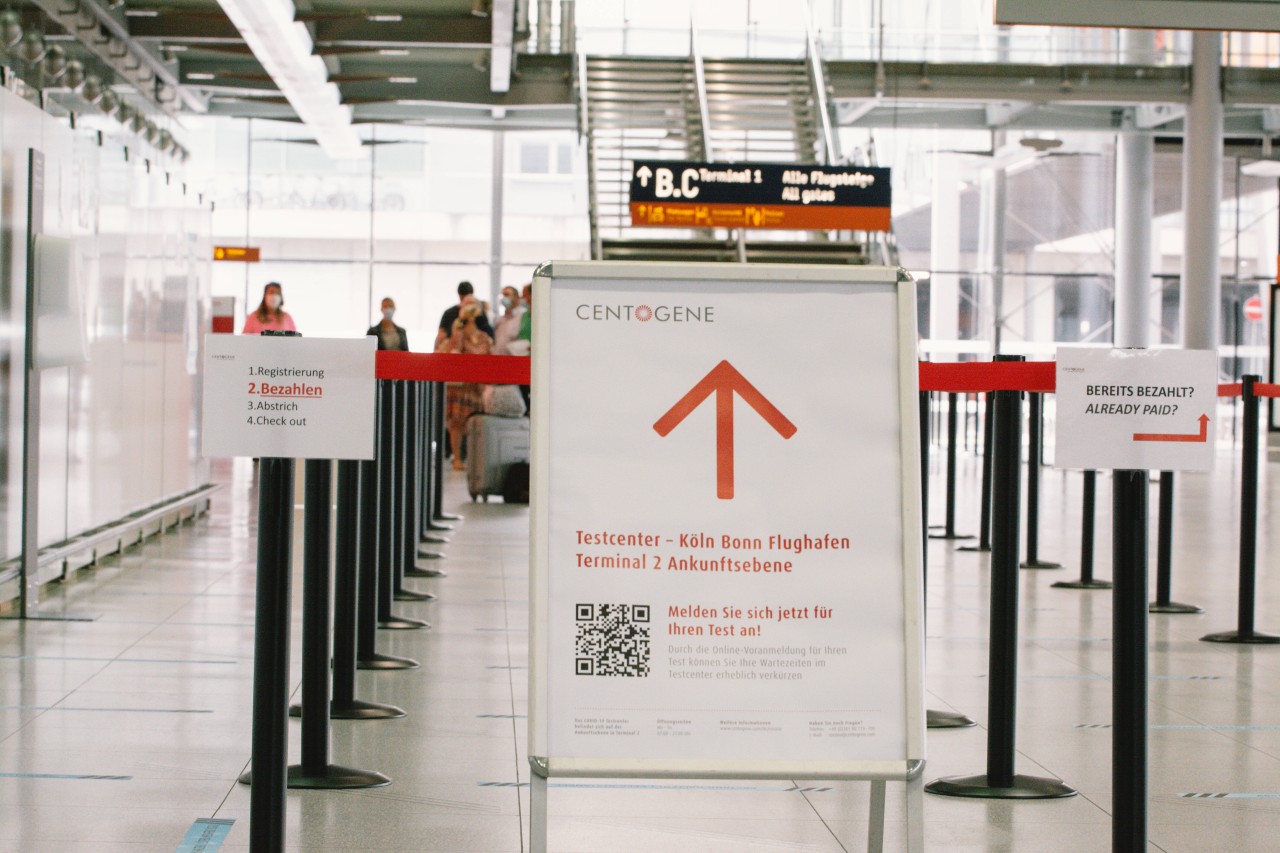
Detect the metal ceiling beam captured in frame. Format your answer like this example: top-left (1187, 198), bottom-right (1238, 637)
top-left (28, 0), bottom-right (207, 115)
top-left (490, 0), bottom-right (515, 93)
top-left (306, 14), bottom-right (491, 49)
top-left (120, 11), bottom-right (242, 44)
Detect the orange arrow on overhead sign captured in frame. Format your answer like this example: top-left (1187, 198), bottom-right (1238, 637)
top-left (653, 360), bottom-right (797, 500)
top-left (1133, 413), bottom-right (1210, 443)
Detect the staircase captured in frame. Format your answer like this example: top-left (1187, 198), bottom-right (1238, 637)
top-left (579, 47), bottom-right (885, 264)
top-left (701, 58), bottom-right (822, 165)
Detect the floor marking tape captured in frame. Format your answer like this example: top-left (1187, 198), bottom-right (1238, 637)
top-left (476, 714), bottom-right (527, 719)
top-left (175, 817), bottom-right (235, 852)
top-left (477, 782), bottom-right (833, 792)
top-left (0, 706), bottom-right (212, 714)
top-left (1025, 674), bottom-right (1222, 681)
top-left (0, 771), bottom-right (131, 780)
top-left (1179, 793), bottom-right (1280, 799)
top-left (1077, 724), bottom-right (1280, 731)
top-left (0, 655), bottom-right (237, 664)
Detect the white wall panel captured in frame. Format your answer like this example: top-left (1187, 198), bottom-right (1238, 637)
top-left (0, 85), bottom-right (212, 563)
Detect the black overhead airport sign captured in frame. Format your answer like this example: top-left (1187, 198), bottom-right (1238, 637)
top-left (628, 160), bottom-right (892, 232)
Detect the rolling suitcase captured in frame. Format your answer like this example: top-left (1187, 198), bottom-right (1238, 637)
top-left (465, 414), bottom-right (530, 502)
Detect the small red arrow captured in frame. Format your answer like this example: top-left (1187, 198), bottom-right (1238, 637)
top-left (1133, 413), bottom-right (1210, 443)
top-left (653, 360), bottom-right (797, 499)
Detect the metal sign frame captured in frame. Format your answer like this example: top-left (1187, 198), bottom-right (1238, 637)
top-left (528, 261), bottom-right (925, 852)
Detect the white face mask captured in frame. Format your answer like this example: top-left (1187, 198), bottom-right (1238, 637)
top-left (265, 294), bottom-right (282, 310)
top-left (382, 307), bottom-right (395, 321)
top-left (500, 296), bottom-right (513, 310)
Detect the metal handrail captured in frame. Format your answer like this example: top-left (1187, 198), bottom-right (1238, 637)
top-left (804, 19), bottom-right (840, 166)
top-left (689, 22), bottom-right (715, 162)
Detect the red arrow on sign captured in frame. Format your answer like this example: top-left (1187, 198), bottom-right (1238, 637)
top-left (1133, 413), bottom-right (1210, 443)
top-left (653, 360), bottom-right (797, 500)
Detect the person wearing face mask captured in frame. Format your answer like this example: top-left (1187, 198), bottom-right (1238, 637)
top-left (366, 297), bottom-right (409, 351)
top-left (492, 285), bottom-right (526, 355)
top-left (242, 282), bottom-right (296, 334)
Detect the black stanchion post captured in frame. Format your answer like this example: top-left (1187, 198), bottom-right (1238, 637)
top-left (325, 460), bottom-right (405, 717)
top-left (431, 381), bottom-right (463, 525)
top-left (1149, 471), bottom-right (1201, 613)
top-left (920, 393), bottom-right (976, 730)
top-left (1053, 470), bottom-right (1112, 590)
top-left (286, 460), bottom-right (389, 790)
top-left (377, 381), bottom-right (429, 630)
top-left (1203, 375), bottom-right (1279, 644)
top-left (421, 380), bottom-right (449, 543)
top-left (412, 382), bottom-right (447, 565)
top-left (931, 392), bottom-right (974, 540)
top-left (1112, 468), bottom-right (1150, 851)
top-left (401, 384), bottom-right (443, 584)
top-left (927, 356), bottom-right (1076, 799)
top-left (246, 458), bottom-right (293, 853)
top-left (1021, 392), bottom-right (1061, 569)
top-left (356, 455), bottom-right (418, 670)
top-left (959, 392), bottom-right (995, 554)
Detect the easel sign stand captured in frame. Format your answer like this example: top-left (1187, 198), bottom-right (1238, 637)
top-left (528, 262), bottom-right (926, 852)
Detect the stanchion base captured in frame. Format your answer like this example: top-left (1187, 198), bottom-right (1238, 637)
top-left (1020, 560), bottom-right (1063, 570)
top-left (1201, 630), bottom-right (1280, 644)
top-left (394, 588), bottom-right (436, 602)
top-left (927, 709), bottom-right (976, 729)
top-left (289, 699), bottom-right (407, 720)
top-left (434, 512), bottom-right (463, 522)
top-left (407, 566), bottom-right (447, 578)
top-left (1150, 601), bottom-right (1203, 614)
top-left (356, 652), bottom-right (419, 670)
top-left (926, 773), bottom-right (1077, 799)
top-left (1053, 579), bottom-right (1113, 590)
top-left (416, 549), bottom-right (446, 561)
top-left (421, 533), bottom-right (450, 544)
top-left (427, 522), bottom-right (454, 532)
top-left (286, 764), bottom-right (391, 790)
top-left (929, 532), bottom-right (976, 540)
top-left (378, 615), bottom-right (431, 630)
top-left (956, 544), bottom-right (991, 553)
top-left (331, 699), bottom-right (407, 720)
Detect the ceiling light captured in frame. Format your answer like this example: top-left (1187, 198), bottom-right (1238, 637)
top-left (388, 76), bottom-right (417, 84)
top-left (81, 74), bottom-right (104, 102)
top-left (62, 59), bottom-right (85, 89)
top-left (0, 11), bottom-right (22, 49)
top-left (187, 72), bottom-right (216, 80)
top-left (125, 10), bottom-right (160, 17)
top-left (217, 0), bottom-right (363, 159)
top-left (367, 15), bottom-right (403, 22)
top-left (17, 31), bottom-right (47, 65)
top-left (379, 49), bottom-right (409, 56)
top-left (42, 45), bottom-right (67, 79)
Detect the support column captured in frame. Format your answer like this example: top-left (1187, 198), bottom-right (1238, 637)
top-left (1115, 31), bottom-right (1156, 349)
top-left (1181, 32), bottom-right (1223, 352)
top-left (979, 135), bottom-right (1008, 354)
top-left (930, 152), bottom-right (962, 350)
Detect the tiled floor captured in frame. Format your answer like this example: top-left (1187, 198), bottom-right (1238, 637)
top-left (0, 444), bottom-right (1277, 852)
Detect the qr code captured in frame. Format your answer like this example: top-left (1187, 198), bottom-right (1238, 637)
top-left (575, 604), bottom-right (651, 677)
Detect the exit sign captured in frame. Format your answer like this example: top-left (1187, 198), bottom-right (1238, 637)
top-left (214, 246), bottom-right (260, 262)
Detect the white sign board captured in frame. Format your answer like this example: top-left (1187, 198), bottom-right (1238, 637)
top-left (996, 0), bottom-right (1280, 32)
top-left (1055, 347), bottom-right (1217, 472)
top-left (530, 262), bottom-right (924, 780)
top-left (202, 334), bottom-right (376, 460)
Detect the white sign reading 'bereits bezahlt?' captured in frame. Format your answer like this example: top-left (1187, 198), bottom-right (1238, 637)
top-left (1055, 347), bottom-right (1218, 472)
top-left (201, 334), bottom-right (376, 460)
